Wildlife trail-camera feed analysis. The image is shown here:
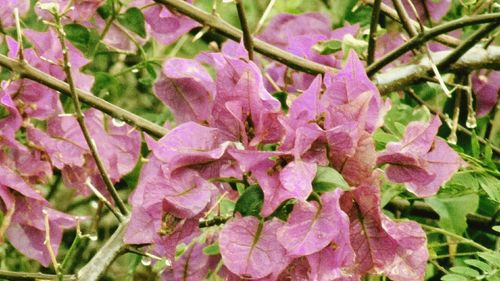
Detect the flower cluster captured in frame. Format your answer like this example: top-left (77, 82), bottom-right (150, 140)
top-left (0, 1), bottom-right (142, 266)
top-left (124, 41), bottom-right (462, 279)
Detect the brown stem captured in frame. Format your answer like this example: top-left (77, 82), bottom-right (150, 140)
top-left (53, 14), bottom-right (128, 218)
top-left (391, 0), bottom-right (418, 37)
top-left (235, 0), bottom-right (254, 60)
top-left (367, 0), bottom-right (382, 65)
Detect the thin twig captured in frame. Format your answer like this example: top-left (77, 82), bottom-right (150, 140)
top-left (420, 75), bottom-right (468, 90)
top-left (429, 260), bottom-right (449, 274)
top-left (367, 12), bottom-right (500, 76)
top-left (367, 0), bottom-right (382, 65)
top-left (114, 21), bottom-right (147, 58)
top-left (43, 210), bottom-right (63, 280)
top-left (124, 246), bottom-right (163, 261)
top-left (464, 75), bottom-right (477, 129)
top-left (235, 0), bottom-right (254, 60)
top-left (13, 8), bottom-right (24, 62)
top-left (100, 0), bottom-right (119, 39)
top-left (391, 0), bottom-right (417, 37)
top-left (53, 13), bottom-right (128, 217)
top-left (448, 82), bottom-right (462, 144)
top-left (363, 0), bottom-right (460, 47)
top-left (0, 200), bottom-right (14, 243)
top-left (0, 270), bottom-right (75, 281)
top-left (431, 252), bottom-right (480, 259)
top-left (421, 224), bottom-right (492, 252)
top-left (85, 178), bottom-right (122, 221)
top-left (253, 0), bottom-right (276, 35)
top-left (403, 0), bottom-right (451, 96)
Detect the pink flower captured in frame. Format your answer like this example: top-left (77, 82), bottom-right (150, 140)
top-left (377, 116), bottom-right (463, 197)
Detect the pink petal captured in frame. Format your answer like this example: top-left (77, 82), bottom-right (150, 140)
top-left (219, 216), bottom-right (287, 279)
top-left (154, 58), bottom-right (214, 124)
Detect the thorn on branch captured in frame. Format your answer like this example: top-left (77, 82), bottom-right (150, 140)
top-left (13, 8), bottom-right (25, 62)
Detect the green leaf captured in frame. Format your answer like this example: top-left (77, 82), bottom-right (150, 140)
top-left (138, 77), bottom-right (154, 86)
top-left (425, 193), bottom-right (479, 234)
top-left (64, 24), bottom-right (90, 51)
top-left (373, 130), bottom-right (399, 150)
top-left (450, 266), bottom-right (480, 277)
top-left (313, 39), bottom-right (342, 55)
top-left (471, 131), bottom-right (480, 158)
top-left (478, 174), bottom-right (500, 203)
top-left (330, 0), bottom-right (358, 27)
top-left (122, 158), bottom-right (142, 188)
top-left (267, 199), bottom-right (295, 221)
top-left (381, 183), bottom-right (404, 207)
top-left (219, 198), bottom-right (235, 217)
top-left (312, 166), bottom-right (350, 193)
top-left (234, 185), bottom-right (264, 217)
top-left (341, 34), bottom-right (368, 60)
top-left (493, 226), bottom-right (500, 233)
top-left (393, 122), bottom-right (407, 136)
top-left (0, 104), bottom-right (10, 119)
top-left (478, 252), bottom-right (500, 267)
top-left (483, 145), bottom-right (495, 170)
top-left (202, 243), bottom-right (220, 256)
top-left (383, 99), bottom-right (431, 136)
top-left (441, 274), bottom-right (469, 281)
top-left (127, 254), bottom-right (142, 277)
top-left (117, 8), bottom-right (146, 38)
top-left (175, 243), bottom-right (187, 257)
top-left (97, 0), bottom-right (113, 19)
top-left (91, 72), bottom-right (121, 98)
top-left (444, 171), bottom-right (479, 192)
top-left (272, 92), bottom-right (289, 112)
top-left (152, 258), bottom-right (170, 272)
top-left (145, 62), bottom-right (157, 80)
top-left (464, 259), bottom-right (492, 273)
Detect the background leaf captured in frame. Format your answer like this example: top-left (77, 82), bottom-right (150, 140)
top-left (234, 185), bottom-right (264, 217)
top-left (312, 166), bottom-right (349, 193)
top-left (117, 8), bottom-right (146, 38)
top-left (425, 193), bottom-right (479, 234)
